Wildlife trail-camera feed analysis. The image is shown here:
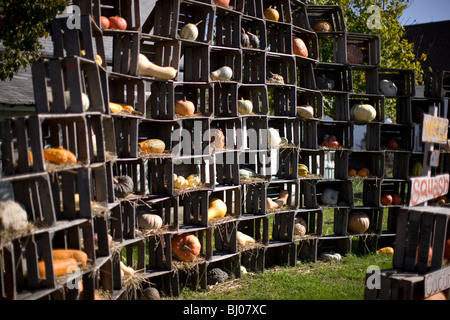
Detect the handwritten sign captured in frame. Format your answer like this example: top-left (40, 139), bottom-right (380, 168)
top-left (409, 174), bottom-right (450, 207)
top-left (422, 114), bottom-right (448, 144)
top-left (424, 266), bottom-right (450, 298)
top-left (427, 150), bottom-right (440, 167)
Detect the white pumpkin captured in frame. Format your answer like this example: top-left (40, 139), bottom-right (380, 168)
top-left (64, 91), bottom-right (90, 111)
top-left (268, 128), bottom-right (282, 148)
top-left (321, 188), bottom-right (339, 205)
top-left (297, 105), bottom-right (314, 119)
top-left (320, 252), bottom-right (342, 262)
top-left (379, 79), bottom-right (397, 97)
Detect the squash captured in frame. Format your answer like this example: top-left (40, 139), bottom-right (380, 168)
top-left (80, 50), bottom-right (103, 66)
top-left (348, 169), bottom-right (357, 177)
top-left (109, 102), bottom-right (123, 113)
top-left (171, 233), bottom-right (201, 262)
top-left (44, 146), bottom-right (77, 165)
top-left (237, 231), bottom-right (255, 248)
top-left (179, 21), bottom-right (202, 41)
top-left (120, 261), bottom-right (135, 276)
top-left (292, 37), bottom-right (308, 57)
top-left (241, 28), bottom-right (250, 48)
top-left (139, 139), bottom-right (165, 154)
top-left (294, 217), bottom-right (307, 236)
top-left (64, 91), bottom-right (90, 112)
top-left (138, 213), bottom-right (163, 230)
top-left (238, 98), bottom-right (253, 115)
top-left (174, 175), bottom-right (189, 189)
top-left (187, 174), bottom-right (200, 187)
top-left (298, 164), bottom-right (309, 177)
top-left (210, 66), bottom-right (233, 81)
top-left (210, 128), bottom-right (225, 150)
top-left (140, 287), bottom-right (161, 300)
top-left (379, 79), bottom-right (397, 97)
top-left (316, 74), bottom-right (335, 90)
top-left (268, 128), bottom-right (282, 148)
top-left (52, 249), bottom-right (88, 267)
top-left (350, 102), bottom-right (377, 122)
top-left (321, 188), bottom-right (339, 205)
top-left (377, 247), bottom-right (394, 256)
top-left (347, 211), bottom-right (370, 234)
top-left (357, 168), bottom-right (370, 177)
top-left (392, 194), bottom-right (402, 205)
top-left (38, 258), bottom-right (78, 278)
top-left (108, 16), bottom-right (127, 30)
top-left (297, 105), bottom-right (314, 119)
top-left (239, 168), bottom-right (255, 180)
top-left (381, 194), bottom-right (393, 205)
top-left (213, 0), bottom-right (230, 8)
top-left (114, 175), bottom-right (134, 198)
top-left (347, 45), bottom-right (364, 64)
top-left (264, 6), bottom-right (280, 21)
top-left (424, 291), bottom-right (448, 300)
top-left (138, 53), bottom-right (177, 80)
top-left (0, 200), bottom-right (28, 232)
top-left (314, 21), bottom-right (332, 32)
top-left (320, 252), bottom-right (342, 262)
top-left (266, 190), bottom-right (289, 209)
top-left (386, 139), bottom-right (399, 150)
top-left (412, 162), bottom-right (423, 177)
top-left (175, 97), bottom-right (195, 116)
top-left (247, 31), bottom-right (260, 49)
top-left (208, 198), bottom-right (227, 221)
top-left (100, 16), bottom-right (110, 29)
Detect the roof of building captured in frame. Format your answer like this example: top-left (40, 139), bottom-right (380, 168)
top-left (404, 20), bottom-right (450, 73)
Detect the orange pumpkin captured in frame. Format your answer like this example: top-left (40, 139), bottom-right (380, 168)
top-left (44, 146), bottom-right (77, 165)
top-left (292, 37), bottom-right (308, 57)
top-left (171, 233), bottom-right (201, 262)
top-left (264, 6), bottom-right (280, 21)
top-left (348, 169), bottom-right (357, 177)
top-left (357, 168), bottom-right (370, 177)
top-left (381, 194), bottom-right (393, 205)
top-left (314, 21), bottom-right (332, 32)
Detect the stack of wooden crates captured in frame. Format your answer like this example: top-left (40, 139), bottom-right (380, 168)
top-left (0, 0), bottom-right (448, 300)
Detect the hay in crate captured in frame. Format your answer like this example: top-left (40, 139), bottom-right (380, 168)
top-left (122, 270), bottom-right (152, 300)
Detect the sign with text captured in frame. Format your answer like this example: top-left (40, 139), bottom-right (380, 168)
top-left (422, 114), bottom-right (448, 144)
top-left (409, 174), bottom-right (450, 207)
top-left (424, 266), bottom-right (450, 298)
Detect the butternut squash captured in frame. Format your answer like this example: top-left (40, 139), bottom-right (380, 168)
top-left (109, 102), bottom-right (123, 113)
top-left (138, 53), bottom-right (177, 80)
top-left (237, 231), bottom-right (255, 248)
top-left (208, 198), bottom-right (227, 221)
top-left (38, 258), bottom-right (78, 278)
top-left (120, 261), bottom-right (135, 276)
top-left (266, 190), bottom-right (289, 209)
top-left (52, 249), bottom-right (88, 267)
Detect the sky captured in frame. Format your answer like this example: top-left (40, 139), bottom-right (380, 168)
top-left (401, 0), bottom-right (450, 25)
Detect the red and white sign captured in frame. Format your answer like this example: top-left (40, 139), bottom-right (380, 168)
top-left (424, 266), bottom-right (450, 298)
top-left (409, 174), bottom-right (450, 207)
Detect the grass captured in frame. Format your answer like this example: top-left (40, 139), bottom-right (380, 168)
top-left (176, 253), bottom-right (393, 300)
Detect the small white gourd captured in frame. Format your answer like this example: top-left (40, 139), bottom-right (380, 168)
top-left (210, 66), bottom-right (233, 81)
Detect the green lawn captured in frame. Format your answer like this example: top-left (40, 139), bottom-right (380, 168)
top-left (176, 253), bottom-right (393, 300)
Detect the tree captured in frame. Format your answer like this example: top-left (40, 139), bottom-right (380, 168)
top-left (0, 0), bottom-right (67, 81)
top-left (311, 0), bottom-right (426, 119)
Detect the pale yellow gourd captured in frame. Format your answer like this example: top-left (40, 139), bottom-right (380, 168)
top-left (266, 190), bottom-right (289, 209)
top-left (138, 53), bottom-right (177, 80)
top-left (208, 198), bottom-right (227, 221)
top-left (237, 231), bottom-right (255, 248)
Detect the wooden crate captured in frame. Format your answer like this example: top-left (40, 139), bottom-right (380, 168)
top-left (32, 57), bottom-right (107, 114)
top-left (109, 31), bottom-right (140, 76)
top-left (299, 149), bottom-right (325, 179)
top-left (180, 42), bottom-right (210, 82)
top-left (266, 53), bottom-right (297, 86)
top-left (296, 61), bottom-right (318, 90)
top-left (51, 15), bottom-right (106, 69)
top-left (138, 195), bottom-right (179, 232)
top-left (317, 32), bottom-right (347, 64)
top-left (92, 0), bottom-right (141, 31)
top-left (290, 0), bottom-right (310, 30)
top-left (140, 36), bottom-right (181, 82)
top-left (394, 206), bottom-right (450, 274)
top-left (315, 180), bottom-right (354, 209)
top-left (297, 237), bottom-right (319, 262)
top-left (0, 232), bottom-right (54, 300)
top-left (210, 47), bottom-right (242, 83)
top-left (275, 147), bottom-right (299, 180)
top-left (264, 241), bottom-right (297, 268)
top-left (90, 163), bottom-right (115, 205)
top-left (116, 200), bottom-right (137, 240)
top-left (239, 150), bottom-right (271, 179)
top-left (307, 5), bottom-right (346, 32)
top-left (268, 84), bottom-right (297, 117)
top-left (179, 189), bottom-right (210, 227)
top-left (215, 150), bottom-right (242, 186)
top-left (117, 238), bottom-right (147, 288)
top-left (347, 151), bottom-right (385, 180)
top-left (112, 116), bottom-right (140, 158)
top-left (242, 51), bottom-right (266, 84)
top-left (295, 209), bottom-right (324, 239)
top-left (380, 124), bottom-right (414, 152)
top-left (378, 68), bottom-right (416, 97)
top-left (271, 211), bottom-right (296, 242)
top-left (238, 215), bottom-right (270, 245)
top-left (318, 120), bottom-right (354, 150)
top-left (266, 179), bottom-right (300, 213)
top-left (299, 120), bottom-right (318, 150)
top-left (174, 226), bottom-right (213, 262)
top-left (268, 118), bottom-right (300, 147)
top-left (314, 63), bottom-right (352, 92)
top-left (86, 114), bottom-right (111, 164)
top-left (241, 16), bottom-right (267, 51)
top-left (242, 116), bottom-right (269, 151)
top-left (346, 33), bottom-right (381, 67)
top-left (321, 92), bottom-right (350, 121)
top-left (214, 6), bottom-right (242, 48)
top-left (0, 116), bottom-right (45, 176)
top-left (174, 83), bottom-right (214, 118)
top-left (334, 208), bottom-right (383, 236)
top-left (138, 119), bottom-right (181, 158)
top-left (207, 254), bottom-right (241, 285)
top-left (380, 180), bottom-right (410, 208)
top-left (238, 84), bottom-right (269, 115)
top-left (175, 118), bottom-right (210, 157)
top-left (424, 70), bottom-right (450, 99)
top-left (214, 83), bottom-right (239, 117)
top-left (173, 155), bottom-right (215, 195)
top-left (210, 118), bottom-right (243, 153)
top-left (263, 0), bottom-right (292, 24)
top-left (292, 27), bottom-right (319, 61)
top-left (143, 0), bottom-right (215, 44)
top-left (213, 220), bottom-right (239, 255)
top-left (352, 67), bottom-right (380, 95)
top-left (209, 185), bottom-right (242, 224)
top-left (113, 159), bottom-right (147, 197)
top-left (109, 76), bottom-right (146, 117)
top-left (146, 233), bottom-right (173, 271)
top-left (266, 21), bottom-right (292, 55)
top-left (318, 235), bottom-right (352, 256)
top-left (349, 93), bottom-right (385, 123)
top-left (296, 88), bottom-right (323, 119)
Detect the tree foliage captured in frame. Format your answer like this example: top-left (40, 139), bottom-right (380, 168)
top-left (0, 0), bottom-right (67, 81)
